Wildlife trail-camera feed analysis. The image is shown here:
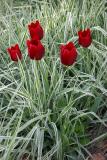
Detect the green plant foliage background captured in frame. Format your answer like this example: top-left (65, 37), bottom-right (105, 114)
top-left (0, 0), bottom-right (107, 159)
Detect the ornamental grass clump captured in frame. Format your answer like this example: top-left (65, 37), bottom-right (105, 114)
top-left (0, 0), bottom-right (107, 160)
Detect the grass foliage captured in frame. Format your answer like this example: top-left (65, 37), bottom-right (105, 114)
top-left (0, 0), bottom-right (107, 159)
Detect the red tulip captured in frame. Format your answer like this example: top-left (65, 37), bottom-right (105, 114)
top-left (60, 42), bottom-right (77, 66)
top-left (7, 44), bottom-right (22, 61)
top-left (28, 20), bottom-right (44, 40)
top-left (78, 28), bottom-right (92, 48)
top-left (26, 39), bottom-right (45, 60)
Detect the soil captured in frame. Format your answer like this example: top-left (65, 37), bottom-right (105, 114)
top-left (88, 140), bottom-right (107, 160)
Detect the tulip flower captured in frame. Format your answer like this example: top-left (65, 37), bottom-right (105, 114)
top-left (60, 42), bottom-right (77, 66)
top-left (26, 39), bottom-right (45, 60)
top-left (28, 20), bottom-right (44, 40)
top-left (78, 28), bottom-right (92, 48)
top-left (7, 44), bottom-right (22, 61)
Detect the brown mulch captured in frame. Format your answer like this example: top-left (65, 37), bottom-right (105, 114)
top-left (21, 153), bottom-right (31, 160)
top-left (88, 153), bottom-right (105, 160)
top-left (88, 140), bottom-right (107, 160)
top-left (20, 140), bottom-right (107, 160)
